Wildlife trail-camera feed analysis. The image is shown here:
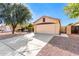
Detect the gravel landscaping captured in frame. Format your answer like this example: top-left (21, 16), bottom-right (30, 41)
top-left (37, 34), bottom-right (79, 56)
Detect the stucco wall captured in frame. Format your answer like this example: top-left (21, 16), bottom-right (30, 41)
top-left (34, 16), bottom-right (59, 25)
top-left (66, 25), bottom-right (71, 34)
top-left (34, 16), bottom-right (60, 34)
top-left (61, 26), bottom-right (66, 33)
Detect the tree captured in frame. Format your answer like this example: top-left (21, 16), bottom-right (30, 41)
top-left (64, 3), bottom-right (79, 18)
top-left (0, 3), bottom-right (32, 34)
top-left (67, 23), bottom-right (73, 26)
top-left (27, 23), bottom-right (34, 32)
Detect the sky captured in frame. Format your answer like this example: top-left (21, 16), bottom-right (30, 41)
top-left (26, 3), bottom-right (79, 26)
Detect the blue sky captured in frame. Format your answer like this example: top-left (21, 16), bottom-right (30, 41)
top-left (26, 3), bottom-right (79, 26)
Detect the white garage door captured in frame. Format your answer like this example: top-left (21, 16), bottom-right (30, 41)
top-left (35, 24), bottom-right (59, 34)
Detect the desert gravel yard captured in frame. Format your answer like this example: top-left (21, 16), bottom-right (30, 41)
top-left (37, 34), bottom-right (79, 56)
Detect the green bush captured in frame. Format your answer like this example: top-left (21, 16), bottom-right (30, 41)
top-left (27, 24), bottom-right (34, 32)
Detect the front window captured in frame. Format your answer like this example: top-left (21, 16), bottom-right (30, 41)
top-left (43, 18), bottom-right (45, 22)
top-left (76, 26), bottom-right (79, 30)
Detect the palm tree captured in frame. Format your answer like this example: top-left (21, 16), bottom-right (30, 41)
top-left (0, 3), bottom-right (32, 34)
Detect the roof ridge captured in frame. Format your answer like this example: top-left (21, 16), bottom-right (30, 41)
top-left (33, 16), bottom-right (60, 23)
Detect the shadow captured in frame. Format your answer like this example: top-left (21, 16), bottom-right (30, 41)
top-left (34, 33), bottom-right (53, 43)
top-left (0, 36), bottom-right (30, 56)
top-left (37, 35), bottom-right (79, 56)
top-left (0, 34), bottom-right (23, 40)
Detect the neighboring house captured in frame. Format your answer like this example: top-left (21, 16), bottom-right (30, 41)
top-left (0, 19), bottom-right (5, 31)
top-left (66, 22), bottom-right (79, 34)
top-left (0, 19), bottom-right (11, 32)
top-left (33, 16), bottom-right (61, 34)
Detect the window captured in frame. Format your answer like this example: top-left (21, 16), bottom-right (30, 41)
top-left (43, 18), bottom-right (45, 22)
top-left (76, 26), bottom-right (79, 30)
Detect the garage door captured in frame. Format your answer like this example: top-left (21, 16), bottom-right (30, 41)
top-left (35, 24), bottom-right (59, 34)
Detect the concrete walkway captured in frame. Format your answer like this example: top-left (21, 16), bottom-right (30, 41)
top-left (0, 33), bottom-right (53, 56)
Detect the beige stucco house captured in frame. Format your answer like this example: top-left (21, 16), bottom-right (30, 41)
top-left (66, 22), bottom-right (79, 34)
top-left (33, 16), bottom-right (61, 34)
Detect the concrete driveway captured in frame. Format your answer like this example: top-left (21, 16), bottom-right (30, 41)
top-left (0, 33), bottom-right (53, 56)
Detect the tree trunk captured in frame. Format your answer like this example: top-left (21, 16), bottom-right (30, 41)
top-left (12, 25), bottom-right (17, 34)
top-left (59, 20), bottom-right (61, 35)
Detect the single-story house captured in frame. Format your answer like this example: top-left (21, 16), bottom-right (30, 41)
top-left (66, 22), bottom-right (79, 34)
top-left (0, 19), bottom-right (11, 32)
top-left (33, 16), bottom-right (61, 35)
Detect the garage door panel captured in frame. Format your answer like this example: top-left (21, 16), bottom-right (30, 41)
top-left (35, 24), bottom-right (57, 34)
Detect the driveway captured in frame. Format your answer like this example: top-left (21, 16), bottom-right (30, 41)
top-left (0, 33), bottom-right (53, 56)
top-left (37, 34), bottom-right (79, 56)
